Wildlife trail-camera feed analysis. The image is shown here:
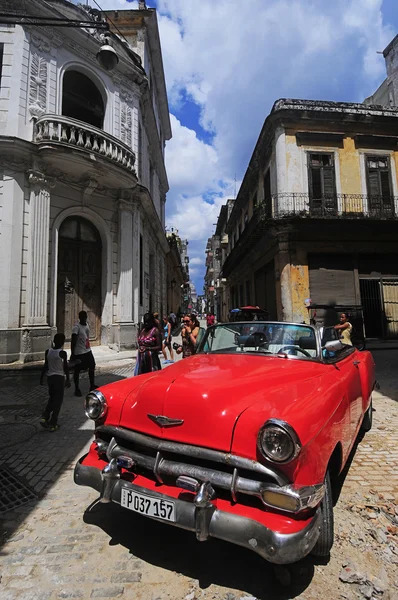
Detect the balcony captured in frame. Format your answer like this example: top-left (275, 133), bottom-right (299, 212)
top-left (271, 193), bottom-right (397, 219)
top-left (222, 192), bottom-right (398, 276)
top-left (33, 114), bottom-right (136, 180)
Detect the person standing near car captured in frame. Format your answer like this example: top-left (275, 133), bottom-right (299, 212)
top-left (134, 312), bottom-right (163, 375)
top-left (71, 310), bottom-right (97, 396)
top-left (161, 315), bottom-right (175, 364)
top-left (181, 313), bottom-right (200, 358)
top-left (334, 313), bottom-right (353, 346)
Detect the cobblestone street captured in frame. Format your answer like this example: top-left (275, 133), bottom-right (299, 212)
top-left (0, 351), bottom-right (397, 600)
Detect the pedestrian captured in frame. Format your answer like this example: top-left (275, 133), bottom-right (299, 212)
top-left (153, 312), bottom-right (161, 330)
top-left (39, 333), bottom-right (70, 432)
top-left (71, 310), bottom-right (98, 397)
top-left (169, 311), bottom-right (177, 332)
top-left (206, 312), bottom-right (215, 328)
top-left (180, 313), bottom-right (200, 358)
top-left (134, 312), bottom-right (163, 375)
top-left (334, 312), bottom-right (353, 346)
top-left (161, 315), bottom-right (175, 364)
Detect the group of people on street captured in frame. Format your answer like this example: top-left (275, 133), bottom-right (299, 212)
top-left (134, 311), bottom-right (201, 375)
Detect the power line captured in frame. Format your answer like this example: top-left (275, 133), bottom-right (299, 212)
top-left (88, 0), bottom-right (133, 48)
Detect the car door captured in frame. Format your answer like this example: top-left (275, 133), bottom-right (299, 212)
top-left (322, 328), bottom-right (363, 442)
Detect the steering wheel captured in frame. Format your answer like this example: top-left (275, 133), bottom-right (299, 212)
top-left (278, 345), bottom-right (312, 358)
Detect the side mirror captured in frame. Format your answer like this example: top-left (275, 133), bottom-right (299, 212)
top-left (324, 340), bottom-right (345, 352)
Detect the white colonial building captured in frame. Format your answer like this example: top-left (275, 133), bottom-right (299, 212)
top-left (0, 0), bottom-right (171, 363)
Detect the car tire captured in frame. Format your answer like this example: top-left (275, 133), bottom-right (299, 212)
top-left (311, 470), bottom-right (334, 557)
top-left (361, 398), bottom-right (373, 432)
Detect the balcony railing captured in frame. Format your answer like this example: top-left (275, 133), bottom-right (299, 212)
top-left (33, 114), bottom-right (136, 174)
top-left (221, 192), bottom-right (398, 276)
top-left (266, 193), bottom-right (397, 220)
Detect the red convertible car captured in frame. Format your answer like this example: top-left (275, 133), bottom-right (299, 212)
top-left (75, 321), bottom-right (375, 564)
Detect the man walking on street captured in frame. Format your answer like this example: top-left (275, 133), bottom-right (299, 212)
top-left (71, 310), bottom-right (97, 397)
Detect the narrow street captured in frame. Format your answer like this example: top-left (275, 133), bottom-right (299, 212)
top-left (0, 350), bottom-right (397, 600)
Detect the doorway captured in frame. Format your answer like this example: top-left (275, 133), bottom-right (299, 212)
top-left (359, 279), bottom-right (383, 338)
top-left (57, 217), bottom-right (102, 344)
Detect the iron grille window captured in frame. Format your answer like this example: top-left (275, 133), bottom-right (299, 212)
top-left (366, 156), bottom-right (394, 216)
top-left (308, 153), bottom-right (337, 215)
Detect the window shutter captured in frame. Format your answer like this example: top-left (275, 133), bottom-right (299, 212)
top-left (310, 168), bottom-right (322, 198)
top-left (322, 167), bottom-right (335, 196)
top-left (367, 169), bottom-right (381, 196)
top-left (380, 170), bottom-right (391, 199)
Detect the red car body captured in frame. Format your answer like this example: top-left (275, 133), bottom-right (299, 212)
top-left (75, 322), bottom-right (375, 564)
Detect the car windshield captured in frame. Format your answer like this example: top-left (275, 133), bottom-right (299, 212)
top-left (197, 322), bottom-right (318, 359)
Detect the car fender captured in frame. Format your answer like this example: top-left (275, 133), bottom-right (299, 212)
top-left (231, 372), bottom-right (351, 486)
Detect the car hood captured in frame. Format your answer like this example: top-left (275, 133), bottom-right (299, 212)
top-left (119, 354), bottom-right (325, 451)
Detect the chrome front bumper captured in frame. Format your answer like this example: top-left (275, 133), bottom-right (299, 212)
top-left (74, 456), bottom-right (321, 564)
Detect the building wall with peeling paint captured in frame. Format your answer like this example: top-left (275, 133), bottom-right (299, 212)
top-left (220, 98), bottom-right (398, 338)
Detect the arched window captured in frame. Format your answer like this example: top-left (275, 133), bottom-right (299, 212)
top-left (59, 216), bottom-right (102, 245)
top-left (62, 70), bottom-right (105, 129)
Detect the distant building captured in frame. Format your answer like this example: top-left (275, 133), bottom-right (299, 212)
top-left (0, 0), bottom-right (171, 363)
top-left (364, 35), bottom-right (398, 107)
top-left (165, 228), bottom-right (188, 317)
top-left (217, 98), bottom-right (398, 338)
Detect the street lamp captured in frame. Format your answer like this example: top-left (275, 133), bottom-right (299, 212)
top-left (0, 12), bottom-right (119, 71)
top-left (96, 41), bottom-right (119, 71)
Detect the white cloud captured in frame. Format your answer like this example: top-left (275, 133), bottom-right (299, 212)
top-left (75, 0), bottom-right (395, 289)
top-left (83, 0), bottom-right (139, 9)
top-left (157, 0), bottom-right (393, 288)
top-left (166, 115), bottom-right (219, 195)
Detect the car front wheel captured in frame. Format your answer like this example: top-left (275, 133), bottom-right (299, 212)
top-left (311, 470), bottom-right (334, 557)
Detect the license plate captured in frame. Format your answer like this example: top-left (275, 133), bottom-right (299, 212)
top-left (120, 488), bottom-right (175, 522)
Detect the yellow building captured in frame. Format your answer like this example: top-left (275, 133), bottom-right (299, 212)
top-left (221, 99), bottom-right (398, 338)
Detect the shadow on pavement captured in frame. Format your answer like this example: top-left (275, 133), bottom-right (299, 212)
top-left (0, 368), bottom-right (129, 553)
top-left (371, 349), bottom-right (398, 403)
top-left (84, 502), bottom-right (315, 599)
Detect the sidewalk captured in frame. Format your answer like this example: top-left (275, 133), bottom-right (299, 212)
top-left (365, 339), bottom-right (398, 351)
top-left (0, 345), bottom-right (138, 374)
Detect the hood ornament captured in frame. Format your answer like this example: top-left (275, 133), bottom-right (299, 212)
top-left (148, 414), bottom-right (184, 428)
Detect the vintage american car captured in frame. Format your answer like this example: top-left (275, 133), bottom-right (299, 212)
top-left (74, 321), bottom-right (375, 564)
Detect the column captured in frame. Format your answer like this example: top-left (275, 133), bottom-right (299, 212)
top-left (275, 126), bottom-right (287, 214)
top-left (275, 233), bottom-right (292, 322)
top-left (132, 197), bottom-right (141, 323)
top-left (25, 172), bottom-right (53, 326)
top-left (117, 199), bottom-right (134, 323)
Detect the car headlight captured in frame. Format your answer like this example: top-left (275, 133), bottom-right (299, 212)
top-left (85, 390), bottom-right (107, 420)
top-left (257, 419), bottom-right (301, 463)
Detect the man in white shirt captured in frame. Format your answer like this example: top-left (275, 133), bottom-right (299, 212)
top-left (71, 310), bottom-right (97, 397)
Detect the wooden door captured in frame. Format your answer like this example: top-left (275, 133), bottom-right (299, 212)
top-left (57, 218), bottom-right (102, 344)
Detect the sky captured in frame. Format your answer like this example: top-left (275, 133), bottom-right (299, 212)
top-left (80, 0), bottom-right (398, 293)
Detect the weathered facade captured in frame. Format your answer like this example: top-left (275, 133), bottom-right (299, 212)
top-left (0, 0), bottom-right (171, 363)
top-left (204, 203), bottom-right (230, 320)
top-left (165, 229), bottom-right (188, 317)
top-left (364, 35), bottom-right (398, 107)
top-left (220, 98), bottom-right (398, 338)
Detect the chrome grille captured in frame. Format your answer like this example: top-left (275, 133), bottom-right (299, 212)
top-left (95, 425), bottom-right (288, 504)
